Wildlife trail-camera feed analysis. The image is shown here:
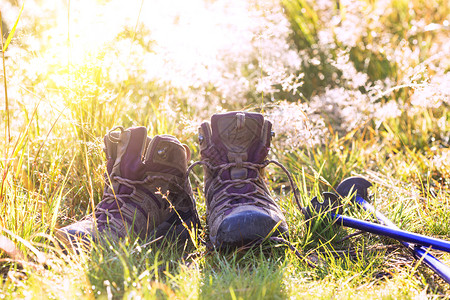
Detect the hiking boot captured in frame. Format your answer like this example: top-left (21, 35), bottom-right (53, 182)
top-left (56, 126), bottom-right (200, 251)
top-left (198, 111), bottom-right (288, 248)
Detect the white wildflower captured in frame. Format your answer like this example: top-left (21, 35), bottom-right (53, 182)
top-left (265, 101), bottom-right (327, 149)
top-left (333, 52), bottom-right (369, 88)
top-left (373, 101), bottom-right (402, 126)
top-left (411, 72), bottom-right (450, 108)
top-left (333, 0), bottom-right (365, 48)
top-left (310, 87), bottom-right (374, 133)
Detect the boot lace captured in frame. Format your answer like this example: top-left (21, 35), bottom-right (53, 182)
top-left (187, 159), bottom-right (301, 213)
top-left (95, 174), bottom-right (187, 232)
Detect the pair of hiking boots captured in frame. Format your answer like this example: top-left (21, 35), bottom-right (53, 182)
top-left (57, 112), bottom-right (288, 250)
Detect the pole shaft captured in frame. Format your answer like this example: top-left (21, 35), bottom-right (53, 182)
top-left (354, 196), bottom-right (450, 284)
top-left (332, 213), bottom-right (450, 253)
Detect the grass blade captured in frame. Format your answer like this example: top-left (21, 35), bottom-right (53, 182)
top-left (2, 2), bottom-right (25, 52)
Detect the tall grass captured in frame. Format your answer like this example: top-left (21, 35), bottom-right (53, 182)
top-left (0, 0), bottom-right (449, 298)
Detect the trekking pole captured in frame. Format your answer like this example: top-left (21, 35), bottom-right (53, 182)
top-left (329, 207), bottom-right (450, 252)
top-left (335, 177), bottom-right (450, 284)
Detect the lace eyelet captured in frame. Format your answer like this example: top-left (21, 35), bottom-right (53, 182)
top-left (157, 147), bottom-right (168, 159)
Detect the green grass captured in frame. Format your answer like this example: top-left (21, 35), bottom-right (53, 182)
top-left (1, 0), bottom-right (450, 298)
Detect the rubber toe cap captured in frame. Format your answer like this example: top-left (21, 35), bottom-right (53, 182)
top-left (215, 210), bottom-right (287, 248)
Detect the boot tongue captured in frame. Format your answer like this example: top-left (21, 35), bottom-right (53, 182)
top-left (143, 135), bottom-right (189, 178)
top-left (211, 112), bottom-right (267, 180)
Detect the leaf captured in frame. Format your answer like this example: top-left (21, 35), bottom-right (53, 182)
top-left (0, 234), bottom-right (25, 261)
top-left (2, 2), bottom-right (25, 52)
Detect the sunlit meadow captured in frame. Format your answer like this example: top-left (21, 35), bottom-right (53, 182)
top-left (1, 0), bottom-right (449, 298)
